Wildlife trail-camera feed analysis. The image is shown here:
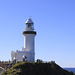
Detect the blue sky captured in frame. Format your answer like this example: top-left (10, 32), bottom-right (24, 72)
top-left (0, 0), bottom-right (75, 67)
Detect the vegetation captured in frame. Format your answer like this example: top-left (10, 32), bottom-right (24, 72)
top-left (2, 62), bottom-right (73, 75)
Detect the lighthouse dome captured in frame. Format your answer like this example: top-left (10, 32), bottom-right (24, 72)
top-left (25, 18), bottom-right (34, 24)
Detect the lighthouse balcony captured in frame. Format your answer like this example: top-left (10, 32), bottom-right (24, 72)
top-left (23, 31), bottom-right (36, 35)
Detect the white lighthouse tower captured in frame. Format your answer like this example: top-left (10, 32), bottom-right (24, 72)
top-left (22, 18), bottom-right (36, 62)
top-left (11, 18), bottom-right (36, 62)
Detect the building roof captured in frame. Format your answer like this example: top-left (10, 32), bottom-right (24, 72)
top-left (25, 18), bottom-right (34, 24)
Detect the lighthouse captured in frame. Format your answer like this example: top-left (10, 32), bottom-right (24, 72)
top-left (22, 18), bottom-right (36, 62)
top-left (11, 18), bottom-right (36, 62)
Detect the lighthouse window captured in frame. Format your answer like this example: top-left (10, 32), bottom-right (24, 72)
top-left (28, 24), bottom-right (32, 29)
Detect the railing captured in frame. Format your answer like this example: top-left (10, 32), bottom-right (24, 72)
top-left (0, 67), bottom-right (5, 75)
top-left (0, 67), bottom-right (4, 70)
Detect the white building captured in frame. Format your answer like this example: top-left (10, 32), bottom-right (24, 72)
top-left (11, 18), bottom-right (36, 62)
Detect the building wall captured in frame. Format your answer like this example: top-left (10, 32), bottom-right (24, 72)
top-left (11, 51), bottom-right (35, 62)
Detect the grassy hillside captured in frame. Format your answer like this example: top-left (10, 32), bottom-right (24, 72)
top-left (2, 62), bottom-right (73, 75)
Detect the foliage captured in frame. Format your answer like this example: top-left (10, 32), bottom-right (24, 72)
top-left (2, 62), bottom-right (73, 75)
top-left (36, 59), bottom-right (43, 63)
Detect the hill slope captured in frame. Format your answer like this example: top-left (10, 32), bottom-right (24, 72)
top-left (2, 62), bottom-right (73, 75)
